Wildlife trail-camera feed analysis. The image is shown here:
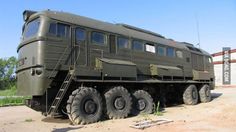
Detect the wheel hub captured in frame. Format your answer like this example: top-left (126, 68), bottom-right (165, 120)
top-left (137, 99), bottom-right (146, 111)
top-left (114, 97), bottom-right (125, 110)
top-left (84, 100), bottom-right (97, 114)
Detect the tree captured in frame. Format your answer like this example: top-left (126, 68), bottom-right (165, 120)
top-left (0, 56), bottom-right (17, 90)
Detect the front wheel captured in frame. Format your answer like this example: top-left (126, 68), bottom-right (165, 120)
top-left (66, 87), bottom-right (103, 124)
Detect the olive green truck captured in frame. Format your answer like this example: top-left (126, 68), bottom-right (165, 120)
top-left (16, 10), bottom-right (215, 124)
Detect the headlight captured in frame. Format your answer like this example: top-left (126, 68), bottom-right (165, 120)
top-left (35, 69), bottom-right (43, 75)
top-left (23, 13), bottom-right (28, 21)
top-left (23, 10), bottom-right (37, 22)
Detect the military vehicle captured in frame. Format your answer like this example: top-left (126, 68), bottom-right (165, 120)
top-left (16, 10), bottom-right (214, 124)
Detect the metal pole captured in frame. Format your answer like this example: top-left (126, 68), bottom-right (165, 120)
top-left (46, 88), bottom-right (48, 116)
top-left (195, 14), bottom-right (201, 48)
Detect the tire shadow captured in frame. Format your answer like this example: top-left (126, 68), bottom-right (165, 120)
top-left (41, 117), bottom-right (69, 124)
top-left (211, 92), bottom-right (223, 100)
top-left (51, 126), bottom-right (83, 132)
top-left (162, 92), bottom-right (223, 108)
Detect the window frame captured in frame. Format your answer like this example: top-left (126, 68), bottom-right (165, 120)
top-left (75, 27), bottom-right (86, 42)
top-left (166, 47), bottom-right (175, 57)
top-left (48, 23), bottom-right (56, 35)
top-left (57, 23), bottom-right (70, 38)
top-left (208, 57), bottom-right (212, 63)
top-left (91, 31), bottom-right (107, 46)
top-left (48, 22), bottom-right (70, 38)
top-left (117, 36), bottom-right (130, 49)
top-left (145, 43), bottom-right (156, 54)
top-left (23, 17), bottom-right (41, 40)
top-left (132, 39), bottom-right (144, 52)
top-left (157, 45), bottom-right (166, 56)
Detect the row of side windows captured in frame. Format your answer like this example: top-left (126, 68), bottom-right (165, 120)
top-left (48, 23), bottom-right (182, 59)
top-left (76, 29), bottom-right (182, 59)
top-left (49, 22), bottom-right (107, 45)
top-left (116, 37), bottom-right (182, 59)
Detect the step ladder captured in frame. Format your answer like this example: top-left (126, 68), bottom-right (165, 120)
top-left (47, 69), bottom-right (74, 116)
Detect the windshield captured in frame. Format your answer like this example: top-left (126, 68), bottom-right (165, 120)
top-left (23, 18), bottom-right (40, 39)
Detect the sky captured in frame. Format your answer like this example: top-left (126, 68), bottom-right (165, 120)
top-left (0, 0), bottom-right (235, 58)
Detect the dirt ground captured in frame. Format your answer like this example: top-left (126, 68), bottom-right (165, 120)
top-left (1, 87), bottom-right (236, 132)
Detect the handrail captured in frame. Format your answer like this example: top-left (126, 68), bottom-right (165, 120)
top-left (45, 44), bottom-right (69, 115)
top-left (72, 42), bottom-right (81, 70)
top-left (46, 40), bottom-right (81, 115)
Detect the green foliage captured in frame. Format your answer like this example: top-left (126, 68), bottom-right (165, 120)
top-left (0, 56), bottom-right (17, 90)
top-left (0, 85), bottom-right (31, 106)
top-left (139, 113), bottom-right (152, 120)
top-left (0, 96), bottom-right (26, 106)
top-left (0, 85), bottom-right (16, 96)
top-left (154, 101), bottom-right (163, 116)
top-left (25, 118), bottom-right (34, 122)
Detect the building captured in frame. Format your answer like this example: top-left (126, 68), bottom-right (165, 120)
top-left (212, 48), bottom-right (236, 87)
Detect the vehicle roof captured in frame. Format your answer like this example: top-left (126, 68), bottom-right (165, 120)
top-left (30, 10), bottom-right (211, 56)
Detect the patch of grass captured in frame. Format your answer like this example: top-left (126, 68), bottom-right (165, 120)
top-left (25, 118), bottom-right (33, 122)
top-left (0, 85), bottom-right (31, 107)
top-left (154, 101), bottom-right (163, 116)
top-left (139, 113), bottom-right (152, 120)
top-left (0, 85), bottom-right (17, 96)
top-left (0, 96), bottom-right (26, 107)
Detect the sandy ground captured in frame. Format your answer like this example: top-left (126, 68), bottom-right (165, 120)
top-left (1, 87), bottom-right (236, 132)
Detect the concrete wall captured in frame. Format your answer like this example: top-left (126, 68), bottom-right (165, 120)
top-left (212, 49), bottom-right (236, 86)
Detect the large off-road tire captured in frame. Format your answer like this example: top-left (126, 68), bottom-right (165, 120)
top-left (132, 90), bottom-right (154, 115)
top-left (183, 85), bottom-right (198, 105)
top-left (104, 86), bottom-right (132, 119)
top-left (66, 87), bottom-right (103, 124)
top-left (199, 84), bottom-right (211, 103)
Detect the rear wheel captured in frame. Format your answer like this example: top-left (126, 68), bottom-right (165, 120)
top-left (132, 90), bottom-right (154, 115)
top-left (66, 87), bottom-right (103, 124)
top-left (104, 86), bottom-right (132, 119)
top-left (199, 84), bottom-right (211, 103)
top-left (183, 85), bottom-right (198, 105)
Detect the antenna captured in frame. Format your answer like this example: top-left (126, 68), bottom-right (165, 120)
top-left (195, 14), bottom-right (201, 48)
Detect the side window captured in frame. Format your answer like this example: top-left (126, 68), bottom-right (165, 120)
top-left (145, 43), bottom-right (156, 53)
top-left (208, 57), bottom-right (212, 63)
top-left (49, 23), bottom-right (56, 34)
top-left (91, 32), bottom-right (106, 45)
top-left (76, 28), bottom-right (85, 42)
top-left (109, 35), bottom-right (116, 53)
top-left (176, 50), bottom-right (183, 58)
top-left (117, 37), bottom-right (129, 49)
top-left (57, 24), bottom-right (70, 37)
top-left (49, 23), bottom-right (70, 38)
top-left (157, 46), bottom-right (166, 56)
top-left (132, 40), bottom-right (144, 51)
top-left (167, 47), bottom-right (175, 57)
